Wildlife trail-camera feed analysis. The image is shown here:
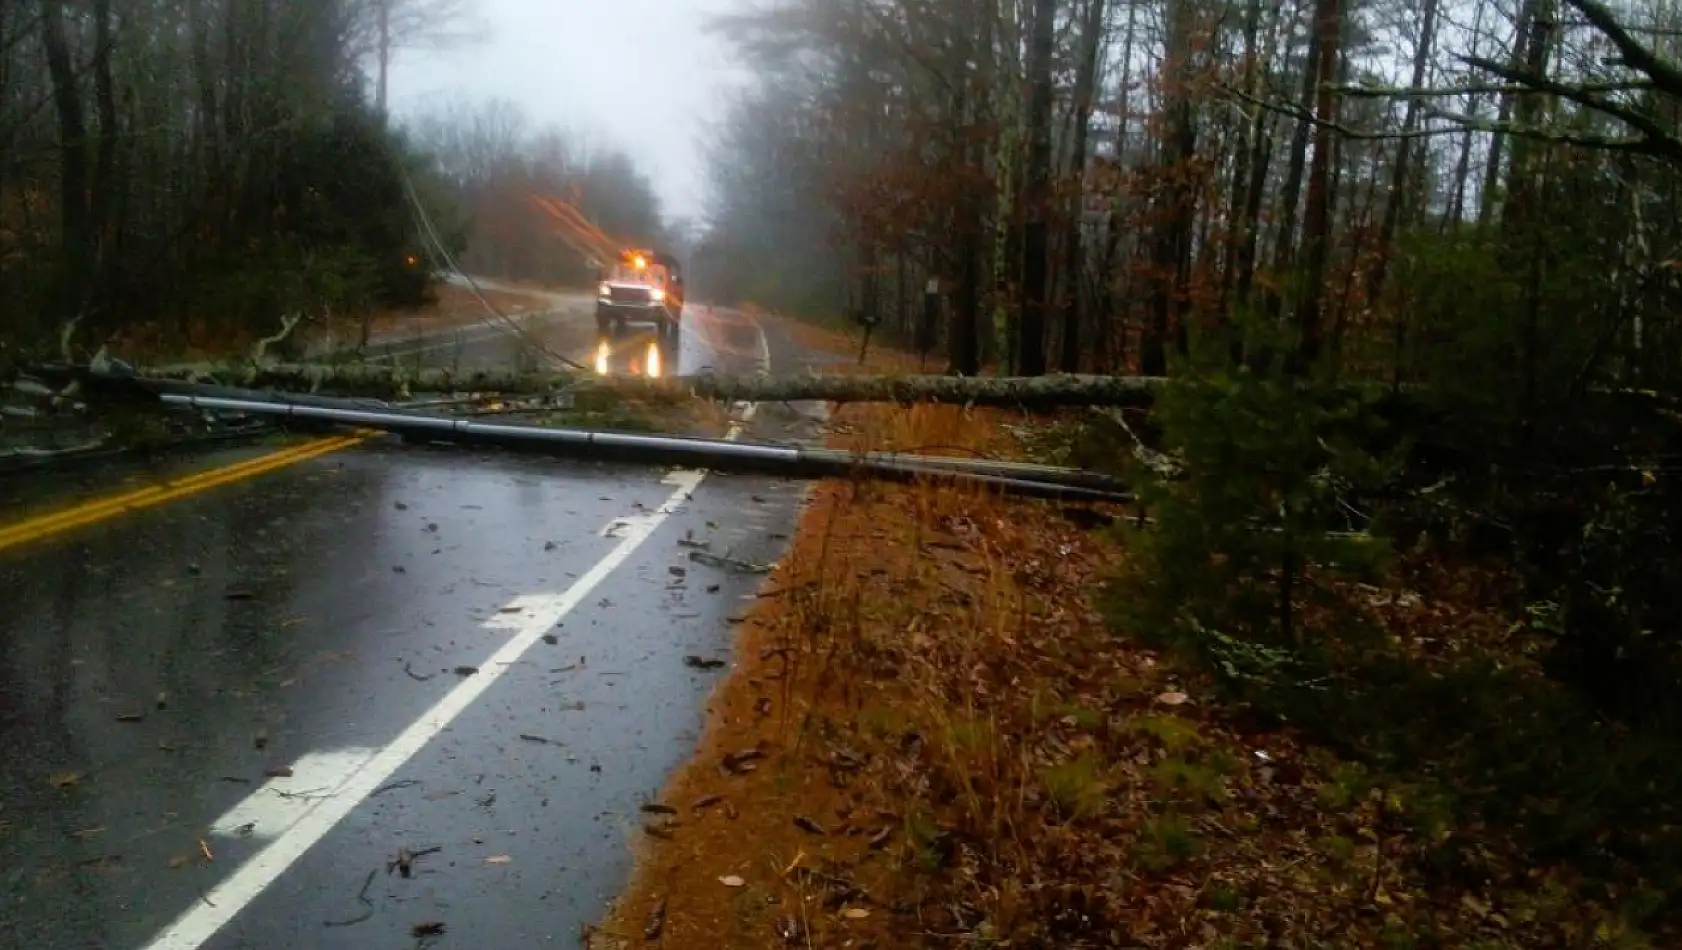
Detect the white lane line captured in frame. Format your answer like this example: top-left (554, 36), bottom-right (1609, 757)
top-left (141, 388), bottom-right (766, 950)
top-left (207, 748), bottom-right (378, 841)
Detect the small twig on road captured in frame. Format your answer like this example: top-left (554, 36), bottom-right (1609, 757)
top-left (372, 779), bottom-right (421, 798)
top-left (323, 868), bottom-right (378, 927)
top-left (402, 662), bottom-right (435, 682)
top-left (688, 550), bottom-right (772, 574)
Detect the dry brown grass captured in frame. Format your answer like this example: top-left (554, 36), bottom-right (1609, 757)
top-left (589, 390), bottom-right (1648, 948)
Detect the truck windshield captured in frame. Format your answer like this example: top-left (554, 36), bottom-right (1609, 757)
top-left (608, 261), bottom-right (664, 286)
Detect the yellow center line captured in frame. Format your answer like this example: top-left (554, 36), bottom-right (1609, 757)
top-left (0, 431), bottom-right (375, 552)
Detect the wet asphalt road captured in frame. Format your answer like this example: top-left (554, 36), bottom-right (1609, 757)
top-left (0, 308), bottom-right (826, 948)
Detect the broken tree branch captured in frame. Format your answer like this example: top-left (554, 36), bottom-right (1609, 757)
top-left (250, 312), bottom-right (302, 366)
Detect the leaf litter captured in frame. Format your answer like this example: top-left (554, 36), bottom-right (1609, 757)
top-left (580, 394), bottom-right (1672, 948)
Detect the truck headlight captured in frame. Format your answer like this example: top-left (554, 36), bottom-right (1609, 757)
top-left (597, 282), bottom-right (611, 298)
top-left (650, 289), bottom-right (665, 302)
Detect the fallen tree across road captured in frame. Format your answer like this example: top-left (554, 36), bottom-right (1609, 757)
top-left (48, 360), bottom-right (1168, 409)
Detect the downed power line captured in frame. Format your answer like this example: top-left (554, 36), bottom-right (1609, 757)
top-left (154, 392), bottom-right (1132, 504)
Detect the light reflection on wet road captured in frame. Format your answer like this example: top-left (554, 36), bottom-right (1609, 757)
top-left (0, 308), bottom-right (823, 948)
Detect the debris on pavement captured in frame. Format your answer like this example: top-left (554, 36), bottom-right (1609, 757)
top-left (411, 921), bottom-right (447, 937)
top-left (643, 899), bottom-right (667, 940)
top-left (323, 869), bottom-right (378, 927)
top-left (682, 654), bottom-right (726, 670)
top-left (388, 845), bottom-right (442, 879)
top-left (688, 550), bottom-right (772, 574)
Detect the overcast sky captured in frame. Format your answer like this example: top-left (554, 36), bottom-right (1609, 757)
top-left (386, 0), bottom-right (748, 224)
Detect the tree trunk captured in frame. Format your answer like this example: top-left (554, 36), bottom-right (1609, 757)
top-left (1289, 0), bottom-right (1344, 368)
top-left (1060, 0), bottom-right (1107, 373)
top-left (113, 363), bottom-right (1169, 408)
top-left (91, 0), bottom-right (121, 310)
top-left (377, 0), bottom-right (392, 115)
top-left (39, 0), bottom-right (93, 324)
top-left (1366, 0), bottom-right (1438, 304)
top-left (1262, 10), bottom-right (1320, 331)
top-left (1480, 0), bottom-right (1543, 224)
top-left (1017, 0), bottom-right (1057, 375)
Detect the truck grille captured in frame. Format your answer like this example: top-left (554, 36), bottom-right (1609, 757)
top-left (608, 286), bottom-right (652, 305)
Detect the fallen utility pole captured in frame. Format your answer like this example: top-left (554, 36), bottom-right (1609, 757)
top-left (155, 393), bottom-right (1133, 504)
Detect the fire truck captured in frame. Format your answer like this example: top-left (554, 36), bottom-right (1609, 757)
top-left (528, 194), bottom-right (686, 340)
top-left (594, 249), bottom-right (686, 340)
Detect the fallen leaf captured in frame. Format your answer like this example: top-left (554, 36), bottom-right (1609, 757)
top-left (794, 815), bottom-right (828, 836)
top-left (1155, 691), bottom-right (1190, 706)
top-left (263, 766), bottom-right (294, 779)
top-left (841, 907), bottom-right (870, 919)
top-left (721, 747), bottom-right (766, 774)
top-left (719, 874), bottom-right (745, 887)
top-left (683, 655), bottom-right (726, 670)
top-left (639, 802), bottom-right (678, 815)
top-left (411, 921), bottom-right (446, 937)
top-left (644, 898), bottom-right (668, 940)
top-left (49, 771), bottom-right (83, 790)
